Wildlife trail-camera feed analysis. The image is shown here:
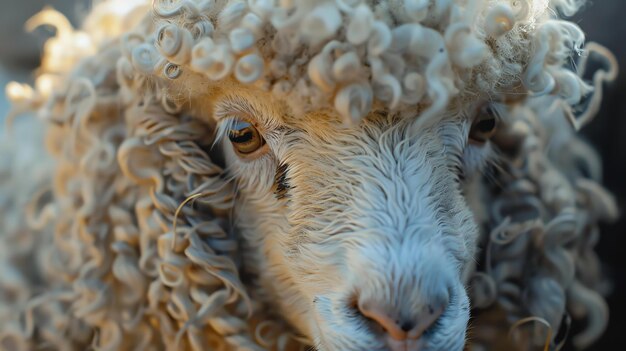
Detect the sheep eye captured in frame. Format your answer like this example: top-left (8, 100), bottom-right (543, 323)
top-left (469, 105), bottom-right (498, 144)
top-left (228, 120), bottom-right (266, 156)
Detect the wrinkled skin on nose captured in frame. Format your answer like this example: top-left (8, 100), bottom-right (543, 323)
top-left (228, 113), bottom-right (479, 351)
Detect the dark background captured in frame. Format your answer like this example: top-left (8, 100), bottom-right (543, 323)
top-left (574, 2), bottom-right (626, 349)
top-left (0, 1), bottom-right (624, 350)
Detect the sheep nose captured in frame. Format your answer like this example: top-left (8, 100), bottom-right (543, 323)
top-left (357, 300), bottom-right (445, 341)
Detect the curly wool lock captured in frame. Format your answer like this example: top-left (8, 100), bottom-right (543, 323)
top-left (125, 0), bottom-right (599, 125)
top-left (0, 0), bottom-right (619, 350)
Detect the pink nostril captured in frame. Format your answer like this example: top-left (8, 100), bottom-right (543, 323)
top-left (406, 304), bottom-right (445, 340)
top-left (357, 300), bottom-right (445, 341)
top-left (358, 301), bottom-right (409, 340)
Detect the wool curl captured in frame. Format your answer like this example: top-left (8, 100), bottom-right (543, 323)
top-left (0, 0), bottom-right (619, 350)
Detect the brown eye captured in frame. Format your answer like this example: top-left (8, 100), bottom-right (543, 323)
top-left (469, 105), bottom-right (499, 144)
top-left (228, 120), bottom-right (266, 156)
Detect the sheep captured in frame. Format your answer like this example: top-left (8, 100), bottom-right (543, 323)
top-left (0, 0), bottom-right (619, 350)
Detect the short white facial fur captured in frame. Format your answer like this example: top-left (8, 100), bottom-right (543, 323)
top-left (208, 89), bottom-right (495, 351)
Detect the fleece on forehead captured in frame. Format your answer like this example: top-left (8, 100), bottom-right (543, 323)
top-left (123, 0), bottom-right (595, 126)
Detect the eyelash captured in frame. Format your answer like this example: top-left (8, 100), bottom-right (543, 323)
top-left (214, 116), bottom-right (248, 146)
top-left (215, 114), bottom-right (271, 146)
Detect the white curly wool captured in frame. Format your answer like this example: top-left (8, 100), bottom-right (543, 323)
top-left (0, 0), bottom-right (619, 351)
top-left (95, 0), bottom-right (597, 127)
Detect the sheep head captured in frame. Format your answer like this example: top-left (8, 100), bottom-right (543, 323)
top-left (199, 85), bottom-right (495, 350)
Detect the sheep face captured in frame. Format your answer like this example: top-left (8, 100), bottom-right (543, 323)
top-left (205, 87), bottom-right (496, 351)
